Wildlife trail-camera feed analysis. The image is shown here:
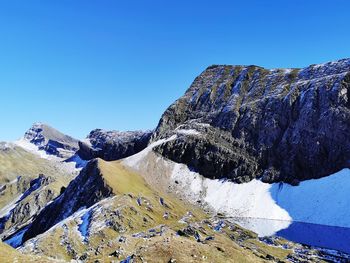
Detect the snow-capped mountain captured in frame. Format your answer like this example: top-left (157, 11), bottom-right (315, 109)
top-left (0, 129), bottom-right (81, 246)
top-left (18, 123), bottom-right (80, 159)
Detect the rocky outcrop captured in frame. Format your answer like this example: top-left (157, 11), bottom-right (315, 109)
top-left (24, 123), bottom-right (79, 158)
top-left (0, 175), bottom-right (55, 239)
top-left (22, 159), bottom-right (114, 243)
top-left (0, 143), bottom-right (77, 241)
top-left (152, 59), bottom-right (350, 184)
top-left (77, 129), bottom-right (152, 161)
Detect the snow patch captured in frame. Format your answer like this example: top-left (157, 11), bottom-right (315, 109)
top-left (65, 154), bottom-right (88, 169)
top-left (78, 209), bottom-right (93, 242)
top-left (203, 179), bottom-right (291, 221)
top-left (233, 217), bottom-right (291, 237)
top-left (171, 163), bottom-right (291, 223)
top-left (123, 135), bottom-right (177, 169)
top-left (270, 169), bottom-right (350, 227)
top-left (124, 148), bottom-right (350, 233)
top-left (14, 138), bottom-right (82, 173)
top-left (4, 226), bottom-right (28, 248)
top-left (14, 138), bottom-right (54, 160)
top-left (176, 129), bottom-right (200, 136)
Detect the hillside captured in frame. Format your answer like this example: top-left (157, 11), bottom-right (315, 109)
top-left (2, 59), bottom-right (350, 262)
top-left (19, 159), bottom-right (328, 262)
top-left (0, 141), bottom-right (78, 242)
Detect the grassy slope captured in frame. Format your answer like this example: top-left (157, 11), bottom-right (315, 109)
top-left (0, 145), bottom-right (74, 208)
top-left (18, 159), bottom-right (324, 262)
top-left (0, 144), bottom-right (77, 239)
top-left (0, 241), bottom-right (56, 263)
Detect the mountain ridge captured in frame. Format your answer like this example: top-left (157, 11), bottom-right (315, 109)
top-left (152, 58), bottom-right (350, 184)
top-left (1, 58), bottom-right (350, 261)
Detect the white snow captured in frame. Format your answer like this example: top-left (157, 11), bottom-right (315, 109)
top-left (78, 209), bottom-right (92, 241)
top-left (203, 179), bottom-right (291, 221)
top-left (14, 138), bottom-right (52, 160)
top-left (175, 129), bottom-right (201, 136)
top-left (171, 164), bottom-right (350, 229)
top-left (270, 169), bottom-right (350, 227)
top-left (171, 162), bottom-right (291, 222)
top-left (123, 143), bottom-right (350, 235)
top-left (232, 217), bottom-right (291, 237)
top-left (123, 135), bottom-right (177, 169)
top-left (66, 154), bottom-right (88, 169)
top-left (82, 138), bottom-right (92, 147)
top-left (14, 138), bottom-right (83, 173)
top-left (20, 196), bottom-right (117, 249)
top-left (175, 166), bottom-right (350, 226)
top-left (0, 142), bottom-right (12, 150)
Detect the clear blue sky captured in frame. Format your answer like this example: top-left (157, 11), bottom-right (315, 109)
top-left (1, 0), bottom-right (349, 141)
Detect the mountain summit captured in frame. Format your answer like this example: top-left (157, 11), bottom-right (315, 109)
top-left (22, 123), bottom-right (79, 158)
top-left (1, 59), bottom-right (350, 262)
top-left (152, 58), bottom-right (350, 185)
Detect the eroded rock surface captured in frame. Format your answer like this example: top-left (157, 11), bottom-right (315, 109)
top-left (22, 159), bottom-right (113, 243)
top-left (153, 59), bottom-right (350, 184)
top-left (24, 123), bottom-right (79, 158)
top-left (78, 129), bottom-right (152, 161)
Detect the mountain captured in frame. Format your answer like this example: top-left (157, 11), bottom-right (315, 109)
top-left (22, 159), bottom-right (114, 242)
top-left (119, 59), bottom-right (350, 248)
top-left (2, 59), bottom-right (350, 262)
top-left (0, 143), bottom-right (77, 242)
top-left (151, 59), bottom-right (350, 185)
top-left (0, 124), bottom-right (82, 247)
top-left (18, 158), bottom-right (328, 262)
top-left (77, 129), bottom-right (152, 161)
top-left (21, 122), bottom-right (80, 159)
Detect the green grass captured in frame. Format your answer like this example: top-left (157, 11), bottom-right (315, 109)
top-left (18, 160), bottom-right (314, 262)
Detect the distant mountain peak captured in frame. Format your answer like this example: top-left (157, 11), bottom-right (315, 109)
top-left (77, 129), bottom-right (153, 161)
top-left (22, 122), bottom-right (79, 159)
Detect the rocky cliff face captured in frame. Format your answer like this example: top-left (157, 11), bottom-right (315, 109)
top-left (22, 159), bottom-right (114, 243)
top-left (0, 175), bottom-right (56, 238)
top-left (152, 59), bottom-right (350, 184)
top-left (77, 129), bottom-right (152, 161)
top-left (24, 123), bottom-right (79, 158)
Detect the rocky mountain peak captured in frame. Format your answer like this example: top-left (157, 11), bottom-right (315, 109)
top-left (152, 58), bottom-right (350, 184)
top-left (23, 122), bottom-right (79, 158)
top-left (77, 129), bottom-right (152, 161)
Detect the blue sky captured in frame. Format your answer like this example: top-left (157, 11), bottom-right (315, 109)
top-left (0, 0), bottom-right (349, 141)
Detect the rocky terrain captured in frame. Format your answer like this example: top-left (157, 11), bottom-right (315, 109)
top-left (1, 59), bottom-right (350, 262)
top-left (22, 159), bottom-right (115, 242)
top-left (78, 129), bottom-right (152, 161)
top-left (0, 141), bottom-right (78, 244)
top-left (152, 59), bottom-right (350, 184)
top-left (0, 241), bottom-right (54, 263)
top-left (14, 159), bottom-right (340, 262)
top-left (23, 123), bottom-right (80, 159)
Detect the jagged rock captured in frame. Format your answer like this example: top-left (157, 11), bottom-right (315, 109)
top-left (24, 123), bottom-right (79, 158)
top-left (5, 177), bottom-right (53, 222)
top-left (152, 59), bottom-right (350, 184)
top-left (77, 129), bottom-right (153, 161)
top-left (22, 159), bottom-right (114, 243)
top-left (0, 174), bottom-right (56, 239)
